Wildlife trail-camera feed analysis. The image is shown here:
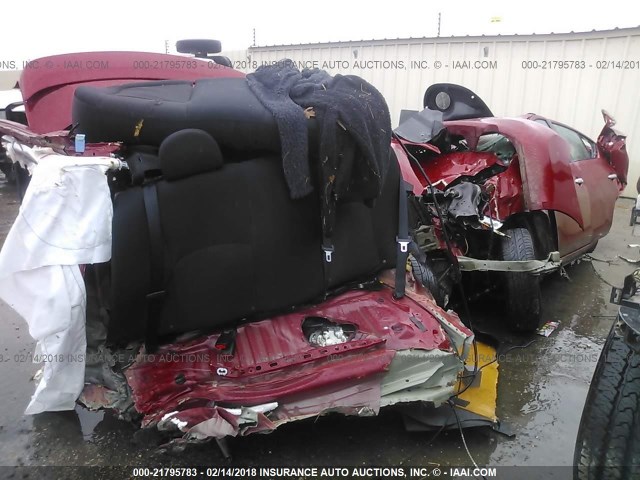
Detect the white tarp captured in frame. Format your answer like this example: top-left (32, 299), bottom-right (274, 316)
top-left (0, 141), bottom-right (116, 414)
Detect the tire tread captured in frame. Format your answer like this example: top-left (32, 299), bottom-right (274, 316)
top-left (574, 324), bottom-right (640, 479)
top-left (500, 227), bottom-right (541, 332)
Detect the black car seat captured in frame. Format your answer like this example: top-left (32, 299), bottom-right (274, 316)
top-left (107, 129), bottom-right (399, 343)
top-left (74, 81), bottom-right (399, 344)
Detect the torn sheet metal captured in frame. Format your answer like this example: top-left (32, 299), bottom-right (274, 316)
top-left (381, 268), bottom-right (473, 357)
top-left (119, 282), bottom-right (472, 443)
top-left (380, 348), bottom-right (462, 407)
top-left (0, 142), bottom-right (116, 414)
top-left (413, 151), bottom-right (499, 189)
top-left (399, 341), bottom-right (499, 431)
top-left (157, 405), bottom-right (277, 440)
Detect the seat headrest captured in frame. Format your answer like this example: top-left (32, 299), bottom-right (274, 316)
top-left (159, 129), bottom-right (223, 181)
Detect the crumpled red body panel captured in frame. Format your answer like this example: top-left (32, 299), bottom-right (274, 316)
top-left (125, 284), bottom-right (466, 430)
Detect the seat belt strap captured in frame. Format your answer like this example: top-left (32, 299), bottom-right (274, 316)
top-left (394, 178), bottom-right (412, 299)
top-left (142, 182), bottom-right (165, 352)
top-left (321, 234), bottom-right (334, 298)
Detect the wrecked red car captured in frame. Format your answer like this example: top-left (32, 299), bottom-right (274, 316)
top-left (392, 83), bottom-right (628, 331)
top-left (0, 45), bottom-right (493, 453)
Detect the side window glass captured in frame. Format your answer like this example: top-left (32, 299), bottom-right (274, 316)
top-left (579, 135), bottom-right (598, 159)
top-left (551, 123), bottom-right (590, 161)
top-left (534, 119), bottom-right (550, 128)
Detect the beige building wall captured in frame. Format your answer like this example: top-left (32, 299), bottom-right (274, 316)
top-left (0, 70), bottom-right (20, 90)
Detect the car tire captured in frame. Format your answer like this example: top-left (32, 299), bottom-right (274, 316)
top-left (500, 227), bottom-right (542, 332)
top-left (409, 256), bottom-right (449, 307)
top-left (574, 322), bottom-right (640, 479)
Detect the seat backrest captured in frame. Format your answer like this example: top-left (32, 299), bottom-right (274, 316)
top-left (108, 143), bottom-right (399, 344)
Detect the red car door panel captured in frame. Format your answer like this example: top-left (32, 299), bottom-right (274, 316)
top-left (516, 124), bottom-right (585, 228)
top-left (577, 158), bottom-right (620, 239)
top-left (564, 161), bottom-right (593, 253)
top-left (550, 120), bottom-right (620, 252)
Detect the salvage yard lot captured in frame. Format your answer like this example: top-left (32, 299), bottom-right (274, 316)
top-left (0, 172), bottom-right (636, 477)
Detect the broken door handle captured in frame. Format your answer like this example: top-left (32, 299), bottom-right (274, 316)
top-left (574, 178), bottom-right (584, 185)
top-left (607, 173), bottom-right (618, 180)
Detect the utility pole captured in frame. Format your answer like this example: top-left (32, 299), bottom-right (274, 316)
top-left (164, 40), bottom-right (169, 54)
top-left (252, 28), bottom-right (256, 47)
top-left (437, 12), bottom-right (441, 37)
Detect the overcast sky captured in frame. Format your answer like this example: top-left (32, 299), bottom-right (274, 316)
top-left (1, 0), bottom-right (639, 64)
